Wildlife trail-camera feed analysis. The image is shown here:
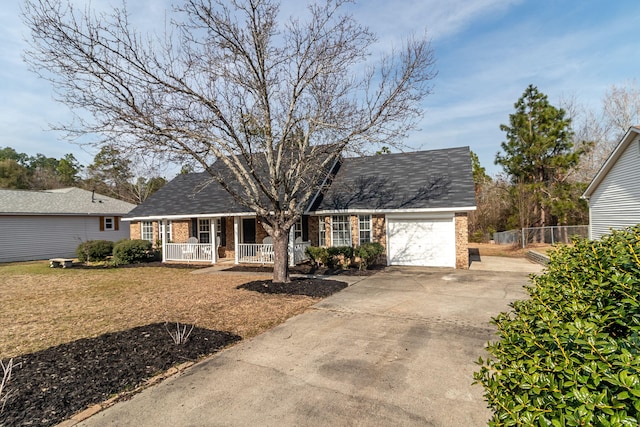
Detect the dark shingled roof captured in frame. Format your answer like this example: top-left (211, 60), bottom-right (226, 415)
top-left (126, 146), bottom-right (475, 219)
top-left (309, 146), bottom-right (476, 212)
top-left (125, 172), bottom-right (250, 218)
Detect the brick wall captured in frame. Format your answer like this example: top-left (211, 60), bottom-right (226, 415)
top-left (350, 215), bottom-right (359, 247)
top-left (308, 216), bottom-right (319, 246)
top-left (455, 212), bottom-right (469, 269)
top-left (130, 221), bottom-right (141, 240)
top-left (372, 215), bottom-right (386, 248)
top-left (323, 216), bottom-right (331, 247)
top-left (256, 220), bottom-right (268, 243)
top-left (224, 217), bottom-right (235, 259)
top-left (172, 220), bottom-right (190, 243)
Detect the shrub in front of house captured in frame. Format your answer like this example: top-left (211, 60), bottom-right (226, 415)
top-left (113, 239), bottom-right (157, 264)
top-left (76, 240), bottom-right (114, 262)
top-left (306, 246), bottom-right (329, 268)
top-left (326, 246), bottom-right (354, 269)
top-left (353, 242), bottom-right (384, 270)
top-left (475, 224), bottom-right (640, 425)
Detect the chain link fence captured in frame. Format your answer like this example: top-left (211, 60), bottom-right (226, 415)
top-left (493, 225), bottom-right (588, 248)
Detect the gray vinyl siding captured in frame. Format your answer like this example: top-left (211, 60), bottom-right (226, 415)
top-left (0, 215), bottom-right (131, 263)
top-left (589, 138), bottom-right (640, 240)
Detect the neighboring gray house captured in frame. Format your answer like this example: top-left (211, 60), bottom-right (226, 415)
top-left (0, 187), bottom-right (135, 263)
top-left (582, 126), bottom-right (640, 240)
top-left (125, 147), bottom-right (476, 268)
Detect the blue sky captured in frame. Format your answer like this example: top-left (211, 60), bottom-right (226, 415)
top-left (1, 0), bottom-right (639, 177)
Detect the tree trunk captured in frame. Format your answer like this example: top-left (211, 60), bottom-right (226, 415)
top-left (271, 228), bottom-right (290, 284)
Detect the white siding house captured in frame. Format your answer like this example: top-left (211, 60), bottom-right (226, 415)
top-left (582, 126), bottom-right (640, 240)
top-left (0, 188), bottom-right (135, 263)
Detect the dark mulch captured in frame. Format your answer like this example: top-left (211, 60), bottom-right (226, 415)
top-left (227, 263), bottom-right (386, 276)
top-left (0, 323), bottom-right (240, 427)
top-left (238, 277), bottom-right (348, 297)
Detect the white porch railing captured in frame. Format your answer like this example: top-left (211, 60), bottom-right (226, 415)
top-left (165, 243), bottom-right (214, 262)
top-left (237, 241), bottom-right (311, 265)
top-left (238, 243), bottom-right (274, 264)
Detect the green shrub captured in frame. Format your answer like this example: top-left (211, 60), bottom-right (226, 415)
top-left (113, 239), bottom-right (157, 264)
top-left (354, 242), bottom-right (384, 270)
top-left (475, 225), bottom-right (640, 425)
top-left (76, 240), bottom-right (114, 262)
top-left (327, 246), bottom-right (353, 269)
top-left (306, 246), bottom-right (329, 268)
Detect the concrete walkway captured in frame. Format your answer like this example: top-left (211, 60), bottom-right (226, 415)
top-left (78, 263), bottom-right (536, 426)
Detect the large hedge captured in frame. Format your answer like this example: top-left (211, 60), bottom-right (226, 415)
top-left (475, 225), bottom-right (640, 426)
top-left (113, 239), bottom-right (157, 264)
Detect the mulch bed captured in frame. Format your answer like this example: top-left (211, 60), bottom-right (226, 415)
top-left (226, 263), bottom-right (386, 276)
top-left (0, 323), bottom-right (240, 427)
top-left (238, 277), bottom-right (348, 297)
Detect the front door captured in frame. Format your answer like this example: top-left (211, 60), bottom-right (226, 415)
top-left (242, 218), bottom-right (256, 243)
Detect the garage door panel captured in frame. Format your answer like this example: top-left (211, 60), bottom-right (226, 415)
top-left (387, 217), bottom-right (454, 267)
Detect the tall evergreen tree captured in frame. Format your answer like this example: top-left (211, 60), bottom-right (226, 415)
top-left (495, 85), bottom-right (583, 227)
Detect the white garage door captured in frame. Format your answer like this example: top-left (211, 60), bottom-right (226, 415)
top-left (387, 215), bottom-right (455, 267)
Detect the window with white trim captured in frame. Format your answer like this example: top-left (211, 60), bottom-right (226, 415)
top-left (319, 217), bottom-right (326, 247)
top-left (359, 215), bottom-right (372, 245)
top-left (216, 218), bottom-right (222, 246)
top-left (141, 221), bottom-right (154, 242)
top-left (104, 217), bottom-right (114, 230)
top-left (293, 218), bottom-right (303, 241)
top-left (331, 215), bottom-right (351, 247)
top-left (198, 219), bottom-right (211, 243)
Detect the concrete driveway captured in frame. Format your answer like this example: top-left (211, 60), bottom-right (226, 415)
top-left (78, 262), bottom-right (537, 427)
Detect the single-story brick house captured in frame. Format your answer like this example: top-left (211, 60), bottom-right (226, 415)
top-left (124, 146), bottom-right (476, 268)
top-left (0, 187), bottom-right (135, 263)
top-left (582, 126), bottom-right (640, 239)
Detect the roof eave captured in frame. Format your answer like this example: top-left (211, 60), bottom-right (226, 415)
top-left (308, 206), bottom-right (477, 215)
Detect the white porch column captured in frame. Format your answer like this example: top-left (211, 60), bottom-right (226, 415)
top-left (161, 219), bottom-right (167, 263)
top-left (288, 227), bottom-right (295, 267)
top-left (234, 217), bottom-right (240, 265)
top-left (211, 218), bottom-right (217, 264)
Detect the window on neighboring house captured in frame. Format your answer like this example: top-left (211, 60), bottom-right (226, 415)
top-left (318, 217), bottom-right (326, 247)
top-left (331, 215), bottom-right (351, 247)
top-left (104, 217), bottom-right (114, 230)
top-left (198, 219), bottom-right (211, 243)
top-left (141, 221), bottom-right (154, 242)
top-left (158, 221), bottom-right (172, 242)
top-left (359, 215), bottom-right (372, 245)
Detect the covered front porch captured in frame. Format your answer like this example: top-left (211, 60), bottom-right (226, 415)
top-left (158, 215), bottom-right (311, 266)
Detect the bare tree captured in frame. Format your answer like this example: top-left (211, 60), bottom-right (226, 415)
top-left (22, 0), bottom-right (436, 282)
top-left (562, 81), bottom-right (640, 183)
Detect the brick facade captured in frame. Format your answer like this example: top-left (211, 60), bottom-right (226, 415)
top-left (308, 216), bottom-right (319, 246)
top-left (172, 220), bottom-right (190, 243)
top-left (130, 221), bottom-right (141, 240)
top-left (455, 212), bottom-right (469, 269)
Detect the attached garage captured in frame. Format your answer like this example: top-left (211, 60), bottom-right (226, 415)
top-left (387, 214), bottom-right (455, 267)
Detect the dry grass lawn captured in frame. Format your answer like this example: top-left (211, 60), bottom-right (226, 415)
top-left (0, 262), bottom-right (319, 359)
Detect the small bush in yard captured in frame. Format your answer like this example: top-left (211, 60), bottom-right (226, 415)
top-left (113, 239), bottom-right (156, 264)
top-left (475, 225), bottom-right (640, 426)
top-left (327, 246), bottom-right (353, 269)
top-left (76, 240), bottom-right (114, 262)
top-left (354, 242), bottom-right (384, 270)
top-left (306, 246), bottom-right (329, 268)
